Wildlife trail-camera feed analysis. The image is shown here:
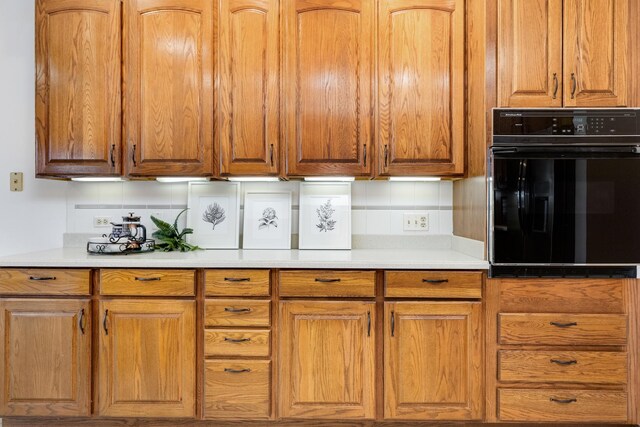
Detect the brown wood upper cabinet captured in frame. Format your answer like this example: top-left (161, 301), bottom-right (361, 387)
top-left (219, 0), bottom-right (279, 176)
top-left (378, 0), bottom-right (465, 176)
top-left (283, 0), bottom-right (374, 177)
top-left (124, 0), bottom-right (214, 177)
top-left (35, 0), bottom-right (121, 177)
top-left (498, 0), bottom-right (630, 107)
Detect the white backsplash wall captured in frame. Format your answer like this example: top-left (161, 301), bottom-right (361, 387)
top-left (66, 180), bottom-right (453, 242)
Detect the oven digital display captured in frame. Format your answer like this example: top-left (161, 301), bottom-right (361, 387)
top-left (494, 110), bottom-right (638, 136)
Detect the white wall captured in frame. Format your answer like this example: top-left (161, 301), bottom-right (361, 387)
top-left (0, 1), bottom-right (67, 256)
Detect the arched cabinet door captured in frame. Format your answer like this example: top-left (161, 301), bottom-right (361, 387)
top-left (497, 0), bottom-right (563, 107)
top-left (283, 0), bottom-right (374, 177)
top-left (378, 0), bottom-right (464, 176)
top-left (123, 0), bottom-right (214, 177)
top-left (219, 0), bottom-right (280, 176)
top-left (35, 0), bottom-right (121, 177)
top-left (563, 0), bottom-right (630, 107)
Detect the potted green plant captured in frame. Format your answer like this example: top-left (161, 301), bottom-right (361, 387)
top-left (150, 209), bottom-right (200, 252)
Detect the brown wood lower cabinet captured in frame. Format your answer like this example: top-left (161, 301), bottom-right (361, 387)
top-left (0, 299), bottom-right (91, 416)
top-left (384, 302), bottom-right (483, 420)
top-left (205, 360), bottom-right (271, 419)
top-left (279, 301), bottom-right (376, 419)
top-left (486, 278), bottom-right (637, 424)
top-left (498, 389), bottom-right (628, 423)
top-left (97, 299), bottom-right (195, 417)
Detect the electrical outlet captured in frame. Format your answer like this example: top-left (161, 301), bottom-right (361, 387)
top-left (403, 213), bottom-right (429, 231)
top-left (94, 216), bottom-right (111, 227)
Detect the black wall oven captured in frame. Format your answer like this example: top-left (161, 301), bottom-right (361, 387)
top-left (489, 109), bottom-right (640, 278)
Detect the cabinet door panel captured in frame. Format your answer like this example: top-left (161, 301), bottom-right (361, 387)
top-left (0, 299), bottom-right (90, 416)
top-left (497, 0), bottom-right (563, 107)
top-left (563, 0), bottom-right (629, 106)
top-left (98, 299), bottom-right (195, 417)
top-left (379, 0), bottom-right (464, 176)
top-left (385, 302), bottom-right (482, 420)
top-left (36, 0), bottom-right (121, 176)
top-left (280, 301), bottom-right (375, 419)
top-left (220, 0), bottom-right (279, 175)
top-left (124, 0), bottom-right (214, 176)
top-left (284, 0), bottom-right (373, 176)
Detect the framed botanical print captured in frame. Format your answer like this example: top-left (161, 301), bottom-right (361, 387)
top-left (299, 182), bottom-right (351, 250)
top-left (187, 182), bottom-right (240, 249)
top-left (242, 191), bottom-right (292, 249)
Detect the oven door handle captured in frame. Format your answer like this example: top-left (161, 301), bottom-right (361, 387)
top-left (517, 160), bottom-right (528, 232)
top-left (494, 146), bottom-right (640, 156)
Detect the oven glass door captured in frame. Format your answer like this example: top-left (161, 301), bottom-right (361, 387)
top-left (491, 150), bottom-right (640, 264)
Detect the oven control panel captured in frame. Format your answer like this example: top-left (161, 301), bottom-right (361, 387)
top-left (494, 109), bottom-right (640, 137)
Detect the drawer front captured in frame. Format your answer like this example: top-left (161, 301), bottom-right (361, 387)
top-left (205, 300), bottom-right (270, 327)
top-left (498, 389), bottom-right (627, 422)
top-left (494, 278), bottom-right (625, 314)
top-left (205, 270), bottom-right (270, 297)
top-left (205, 360), bottom-right (271, 419)
top-left (385, 270), bottom-right (482, 298)
top-left (499, 313), bottom-right (627, 346)
top-left (499, 351), bottom-right (627, 384)
top-left (204, 330), bottom-right (270, 357)
top-left (100, 269), bottom-right (195, 296)
top-left (0, 269), bottom-right (90, 295)
top-left (279, 270), bottom-right (375, 297)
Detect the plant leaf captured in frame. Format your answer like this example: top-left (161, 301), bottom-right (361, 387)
top-left (150, 215), bottom-right (173, 232)
top-left (173, 208), bottom-right (188, 231)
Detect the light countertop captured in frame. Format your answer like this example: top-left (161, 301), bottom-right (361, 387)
top-left (0, 248), bottom-right (489, 270)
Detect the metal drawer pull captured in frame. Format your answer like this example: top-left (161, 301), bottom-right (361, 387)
top-left (110, 144), bottom-right (116, 167)
top-left (135, 277), bottom-right (161, 282)
top-left (103, 309), bottom-right (109, 335)
top-left (224, 368), bottom-right (251, 374)
top-left (550, 359), bottom-right (578, 366)
top-left (269, 144), bottom-right (274, 166)
top-left (363, 144), bottom-right (367, 167)
top-left (79, 309), bottom-right (86, 335)
top-left (391, 311), bottom-right (395, 337)
top-left (29, 276), bottom-right (56, 281)
top-left (550, 397), bottom-right (577, 404)
top-left (422, 279), bottom-right (448, 284)
top-left (224, 307), bottom-right (252, 313)
top-left (367, 311), bottom-right (371, 337)
top-left (224, 337), bottom-right (251, 343)
top-left (224, 277), bottom-right (251, 282)
top-left (550, 321), bottom-right (578, 328)
top-left (315, 278), bottom-right (341, 283)
top-left (384, 144), bottom-right (389, 168)
top-left (570, 73), bottom-right (577, 99)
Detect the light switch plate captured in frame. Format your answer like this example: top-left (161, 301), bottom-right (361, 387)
top-left (10, 172), bottom-right (23, 192)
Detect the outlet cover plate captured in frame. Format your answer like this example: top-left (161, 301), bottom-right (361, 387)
top-left (10, 172), bottom-right (23, 192)
top-left (403, 213), bottom-right (429, 231)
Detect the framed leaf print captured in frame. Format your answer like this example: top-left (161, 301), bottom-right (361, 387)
top-left (242, 191), bottom-right (292, 249)
top-left (299, 182), bottom-right (352, 250)
top-left (187, 182), bottom-right (240, 248)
